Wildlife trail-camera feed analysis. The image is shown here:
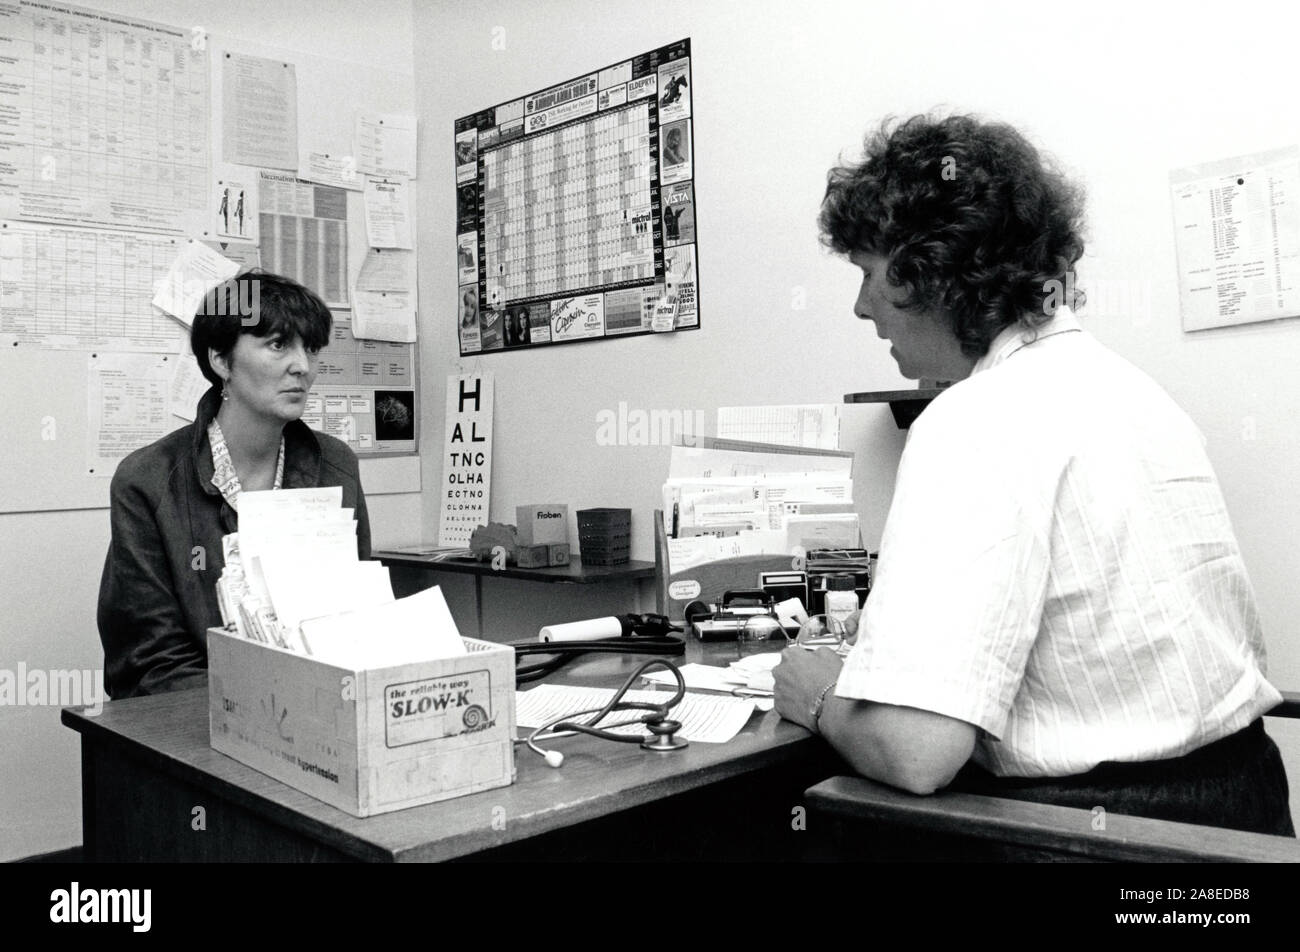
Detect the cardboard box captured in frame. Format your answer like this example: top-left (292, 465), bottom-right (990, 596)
top-left (547, 543), bottom-right (570, 567)
top-left (207, 628), bottom-right (515, 817)
top-left (515, 543), bottom-right (550, 568)
top-left (516, 504), bottom-right (568, 546)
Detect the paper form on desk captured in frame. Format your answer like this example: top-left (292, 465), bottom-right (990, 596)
top-left (515, 685), bottom-right (757, 743)
top-left (639, 662), bottom-right (775, 693)
top-left (666, 531), bottom-right (789, 574)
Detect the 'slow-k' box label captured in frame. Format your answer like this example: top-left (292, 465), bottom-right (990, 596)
top-left (385, 670), bottom-right (495, 747)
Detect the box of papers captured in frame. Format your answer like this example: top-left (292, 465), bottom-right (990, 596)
top-left (207, 629), bottom-right (516, 817)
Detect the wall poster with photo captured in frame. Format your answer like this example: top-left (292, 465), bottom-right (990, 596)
top-left (453, 39), bottom-right (700, 355)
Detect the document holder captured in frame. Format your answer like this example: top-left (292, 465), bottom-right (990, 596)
top-left (653, 509), bottom-right (792, 625)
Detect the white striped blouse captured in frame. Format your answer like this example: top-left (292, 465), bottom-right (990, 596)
top-left (836, 308), bottom-right (1281, 777)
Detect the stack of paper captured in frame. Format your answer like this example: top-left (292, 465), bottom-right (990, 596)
top-left (216, 487), bottom-right (390, 655)
top-left (661, 423), bottom-right (860, 573)
top-left (299, 584), bottom-right (466, 666)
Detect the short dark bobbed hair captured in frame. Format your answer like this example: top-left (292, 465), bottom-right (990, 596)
top-left (190, 270), bottom-right (332, 386)
top-left (819, 114), bottom-right (1086, 358)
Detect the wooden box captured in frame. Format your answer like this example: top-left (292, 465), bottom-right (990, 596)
top-left (207, 629), bottom-right (515, 817)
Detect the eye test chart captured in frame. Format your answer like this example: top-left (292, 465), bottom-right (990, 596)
top-left (454, 38), bottom-right (698, 356)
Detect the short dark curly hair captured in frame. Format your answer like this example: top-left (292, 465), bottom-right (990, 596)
top-left (819, 114), bottom-right (1086, 358)
top-left (190, 270), bottom-right (332, 387)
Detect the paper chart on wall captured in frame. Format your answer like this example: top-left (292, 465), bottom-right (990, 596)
top-left (87, 352), bottom-right (176, 477)
top-left (1170, 146), bottom-right (1300, 331)
top-left (223, 52), bottom-right (298, 171)
top-left (212, 168), bottom-right (260, 244)
top-left (169, 336), bottom-right (210, 422)
top-left (456, 38), bottom-right (698, 355)
top-left (303, 313), bottom-right (416, 456)
top-left (350, 244), bottom-right (418, 358)
top-left (0, 2), bottom-right (210, 235)
top-left (362, 178), bottom-right (412, 249)
top-left (356, 112), bottom-right (417, 180)
top-left (257, 171), bottom-right (349, 307)
top-left (0, 221), bottom-right (188, 352)
top-left (717, 405), bottom-right (842, 450)
top-left (151, 239), bottom-right (240, 325)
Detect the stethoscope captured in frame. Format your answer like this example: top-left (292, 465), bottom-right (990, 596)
top-left (519, 658), bottom-right (688, 768)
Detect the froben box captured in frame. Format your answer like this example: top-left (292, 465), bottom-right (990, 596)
top-left (207, 628), bottom-right (515, 817)
top-left (516, 504), bottom-right (568, 546)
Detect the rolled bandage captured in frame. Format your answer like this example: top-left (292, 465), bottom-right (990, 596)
top-left (538, 616), bottom-right (626, 643)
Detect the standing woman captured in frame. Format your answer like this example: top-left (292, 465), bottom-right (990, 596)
top-left (98, 271), bottom-right (371, 698)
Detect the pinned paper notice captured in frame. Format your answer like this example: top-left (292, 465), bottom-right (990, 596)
top-left (169, 339), bottom-right (210, 421)
top-left (651, 296), bottom-right (676, 332)
top-left (363, 177), bottom-right (412, 249)
top-left (152, 240), bottom-right (240, 325)
top-left (301, 152), bottom-right (364, 192)
top-left (352, 249), bottom-right (416, 342)
top-left (356, 112), bottom-right (417, 180)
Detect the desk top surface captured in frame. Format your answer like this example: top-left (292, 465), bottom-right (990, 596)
top-left (63, 643), bottom-right (813, 862)
top-left (373, 549), bottom-right (656, 584)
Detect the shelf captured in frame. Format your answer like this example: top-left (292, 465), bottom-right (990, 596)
top-left (843, 388), bottom-right (947, 429)
top-left (373, 550), bottom-right (655, 584)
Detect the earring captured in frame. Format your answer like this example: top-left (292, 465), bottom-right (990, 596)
top-left (221, 384), bottom-right (230, 402)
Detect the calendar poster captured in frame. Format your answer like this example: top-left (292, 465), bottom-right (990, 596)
top-left (454, 39), bottom-right (699, 355)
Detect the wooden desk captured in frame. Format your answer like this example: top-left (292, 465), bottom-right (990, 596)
top-left (63, 644), bottom-right (833, 862)
top-left (373, 549), bottom-right (656, 639)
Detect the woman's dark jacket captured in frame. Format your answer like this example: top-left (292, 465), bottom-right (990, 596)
top-left (97, 386), bottom-right (371, 699)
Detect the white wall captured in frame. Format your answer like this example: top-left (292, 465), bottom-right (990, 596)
top-left (0, 0), bottom-right (419, 862)
top-left (412, 0), bottom-right (1300, 819)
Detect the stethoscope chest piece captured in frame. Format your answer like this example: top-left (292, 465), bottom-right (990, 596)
top-left (640, 717), bottom-right (688, 752)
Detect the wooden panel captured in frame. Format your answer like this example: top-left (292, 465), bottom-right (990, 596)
top-left (805, 775), bottom-right (1300, 863)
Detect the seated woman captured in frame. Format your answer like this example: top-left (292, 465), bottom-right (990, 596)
top-left (98, 271), bottom-right (371, 699)
top-left (775, 114), bottom-right (1293, 836)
